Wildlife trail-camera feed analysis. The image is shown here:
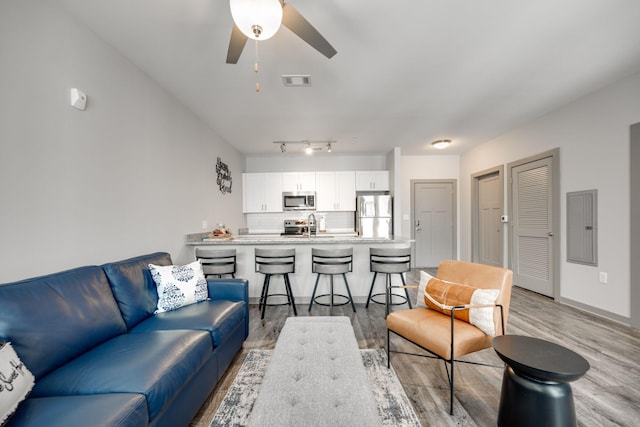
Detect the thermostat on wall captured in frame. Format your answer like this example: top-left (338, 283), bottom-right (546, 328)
top-left (70, 88), bottom-right (87, 111)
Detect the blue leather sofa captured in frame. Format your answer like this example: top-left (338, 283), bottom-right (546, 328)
top-left (0, 252), bottom-right (249, 427)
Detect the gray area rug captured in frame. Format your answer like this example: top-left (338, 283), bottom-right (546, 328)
top-left (210, 348), bottom-right (421, 427)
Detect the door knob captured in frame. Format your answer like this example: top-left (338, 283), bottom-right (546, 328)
top-left (548, 232), bottom-right (554, 237)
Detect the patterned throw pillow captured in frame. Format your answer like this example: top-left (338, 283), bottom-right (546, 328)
top-left (0, 342), bottom-right (35, 425)
top-left (149, 261), bottom-right (208, 313)
top-left (423, 278), bottom-right (500, 335)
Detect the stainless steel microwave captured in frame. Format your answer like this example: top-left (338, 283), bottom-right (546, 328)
top-left (282, 191), bottom-right (316, 211)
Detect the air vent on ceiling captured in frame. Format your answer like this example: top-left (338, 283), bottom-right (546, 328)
top-left (282, 75), bottom-right (312, 87)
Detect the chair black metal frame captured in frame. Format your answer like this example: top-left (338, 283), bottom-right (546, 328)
top-left (365, 247), bottom-right (413, 316)
top-left (255, 248), bottom-right (297, 320)
top-left (308, 247), bottom-right (356, 313)
top-left (386, 303), bottom-right (506, 415)
top-left (196, 248), bottom-right (236, 279)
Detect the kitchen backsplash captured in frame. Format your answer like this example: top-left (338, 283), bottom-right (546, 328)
top-left (245, 211), bottom-right (355, 234)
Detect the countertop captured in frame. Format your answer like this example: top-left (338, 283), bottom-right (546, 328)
top-left (185, 232), bottom-right (413, 245)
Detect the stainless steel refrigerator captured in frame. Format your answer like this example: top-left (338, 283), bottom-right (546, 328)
top-left (356, 195), bottom-right (392, 238)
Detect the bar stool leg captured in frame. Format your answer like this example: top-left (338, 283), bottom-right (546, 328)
top-left (385, 273), bottom-right (391, 317)
top-left (260, 274), bottom-right (271, 320)
top-left (329, 274), bottom-right (335, 312)
top-left (258, 274), bottom-right (268, 311)
top-left (283, 273), bottom-right (298, 316)
top-left (308, 274), bottom-right (321, 312)
top-left (365, 272), bottom-right (378, 308)
top-left (400, 273), bottom-right (412, 309)
top-left (343, 273), bottom-right (357, 312)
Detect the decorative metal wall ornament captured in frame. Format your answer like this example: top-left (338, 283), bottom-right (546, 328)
top-left (216, 157), bottom-right (232, 194)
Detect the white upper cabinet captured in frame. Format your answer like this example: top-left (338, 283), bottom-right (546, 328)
top-left (243, 173), bottom-right (283, 213)
top-left (316, 171), bottom-right (356, 211)
top-left (282, 172), bottom-right (316, 192)
top-left (356, 171), bottom-right (390, 191)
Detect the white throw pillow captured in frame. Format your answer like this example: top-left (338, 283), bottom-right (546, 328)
top-left (416, 270), bottom-right (435, 308)
top-left (149, 261), bottom-right (208, 313)
top-left (469, 288), bottom-right (501, 335)
top-left (0, 342), bottom-right (35, 424)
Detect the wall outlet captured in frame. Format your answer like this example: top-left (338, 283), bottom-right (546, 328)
top-left (599, 272), bottom-right (608, 284)
top-left (202, 220), bottom-right (208, 230)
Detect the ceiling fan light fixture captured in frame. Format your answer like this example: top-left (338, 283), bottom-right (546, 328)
top-left (432, 139), bottom-right (452, 149)
top-left (230, 0), bottom-right (283, 41)
top-left (280, 142), bottom-right (286, 152)
top-left (326, 142), bottom-right (332, 153)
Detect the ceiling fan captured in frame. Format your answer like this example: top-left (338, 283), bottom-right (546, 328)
top-left (226, 0), bottom-right (337, 64)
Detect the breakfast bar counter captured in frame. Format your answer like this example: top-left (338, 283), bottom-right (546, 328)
top-left (185, 233), bottom-right (414, 303)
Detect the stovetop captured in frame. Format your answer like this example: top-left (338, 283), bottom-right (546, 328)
top-left (282, 219), bottom-right (316, 235)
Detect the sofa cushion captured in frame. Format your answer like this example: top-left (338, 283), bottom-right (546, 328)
top-left (31, 330), bottom-right (211, 421)
top-left (0, 266), bottom-right (127, 379)
top-left (102, 252), bottom-right (172, 329)
top-left (131, 299), bottom-right (246, 347)
top-left (7, 394), bottom-right (148, 427)
top-left (149, 261), bottom-right (208, 313)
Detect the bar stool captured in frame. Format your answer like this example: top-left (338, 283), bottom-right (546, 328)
top-left (255, 248), bottom-right (297, 320)
top-left (308, 247), bottom-right (356, 313)
top-left (196, 248), bottom-right (236, 279)
top-left (365, 247), bottom-right (412, 316)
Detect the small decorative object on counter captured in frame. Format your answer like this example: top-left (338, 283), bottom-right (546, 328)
top-left (209, 224), bottom-right (233, 239)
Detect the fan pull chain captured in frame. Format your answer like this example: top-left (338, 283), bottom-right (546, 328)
top-left (254, 39), bottom-right (260, 93)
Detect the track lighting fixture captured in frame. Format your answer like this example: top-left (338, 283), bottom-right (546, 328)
top-left (272, 140), bottom-right (336, 154)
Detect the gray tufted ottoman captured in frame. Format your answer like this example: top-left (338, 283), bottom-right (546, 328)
top-left (246, 316), bottom-right (381, 427)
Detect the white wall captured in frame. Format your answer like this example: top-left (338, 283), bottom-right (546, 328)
top-left (460, 70), bottom-right (640, 320)
top-left (0, 0), bottom-right (244, 282)
top-left (245, 154), bottom-right (387, 172)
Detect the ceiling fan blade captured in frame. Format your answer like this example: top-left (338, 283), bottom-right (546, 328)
top-left (226, 23), bottom-right (248, 64)
top-left (282, 3), bottom-right (337, 59)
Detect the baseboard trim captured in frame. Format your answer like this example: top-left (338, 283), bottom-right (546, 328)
top-left (558, 296), bottom-right (631, 326)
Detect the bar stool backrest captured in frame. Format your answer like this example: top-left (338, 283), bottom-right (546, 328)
top-left (196, 248), bottom-right (236, 277)
top-left (255, 248), bottom-right (296, 275)
top-left (370, 247), bottom-right (411, 274)
top-left (312, 247), bottom-right (353, 275)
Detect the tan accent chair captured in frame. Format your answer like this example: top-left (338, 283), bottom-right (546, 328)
top-left (386, 260), bottom-right (513, 415)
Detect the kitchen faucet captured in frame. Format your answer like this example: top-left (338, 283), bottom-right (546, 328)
top-left (307, 213), bottom-right (317, 237)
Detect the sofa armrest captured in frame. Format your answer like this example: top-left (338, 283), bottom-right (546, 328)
top-left (207, 278), bottom-right (249, 303)
top-left (207, 278), bottom-right (250, 339)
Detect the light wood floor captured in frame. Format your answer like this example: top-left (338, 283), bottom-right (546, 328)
top-left (190, 270), bottom-right (640, 427)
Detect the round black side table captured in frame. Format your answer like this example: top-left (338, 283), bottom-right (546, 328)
top-left (492, 335), bottom-right (590, 427)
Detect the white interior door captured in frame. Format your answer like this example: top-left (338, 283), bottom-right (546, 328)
top-left (413, 181), bottom-right (455, 268)
top-left (476, 172), bottom-right (503, 267)
top-left (511, 157), bottom-right (554, 296)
